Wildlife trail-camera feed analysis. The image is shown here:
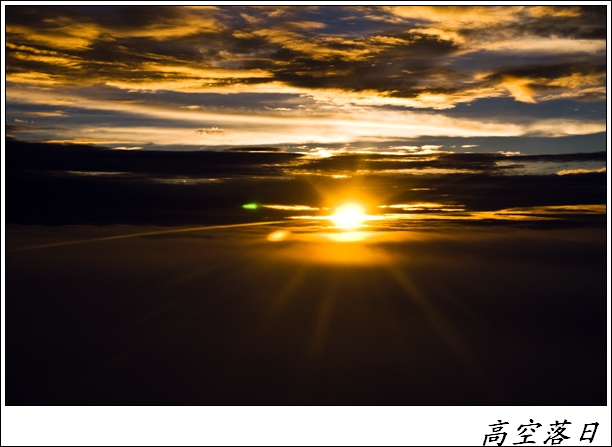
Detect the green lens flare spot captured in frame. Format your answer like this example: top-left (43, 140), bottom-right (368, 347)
top-left (243, 203), bottom-right (258, 210)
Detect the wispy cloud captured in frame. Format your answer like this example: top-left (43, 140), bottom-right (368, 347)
top-left (557, 167), bottom-right (606, 175)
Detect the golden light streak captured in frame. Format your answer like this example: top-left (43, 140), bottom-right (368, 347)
top-left (557, 167), bottom-right (606, 175)
top-left (8, 221), bottom-right (289, 253)
top-left (262, 205), bottom-right (320, 211)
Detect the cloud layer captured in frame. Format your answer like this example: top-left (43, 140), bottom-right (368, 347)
top-left (5, 6), bottom-right (607, 147)
top-left (6, 138), bottom-right (605, 227)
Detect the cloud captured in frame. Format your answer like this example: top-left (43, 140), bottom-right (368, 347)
top-left (501, 76), bottom-right (537, 103)
top-left (386, 6), bottom-right (605, 49)
top-left (420, 145), bottom-right (443, 151)
top-left (6, 72), bottom-right (62, 85)
top-left (196, 127), bottom-right (225, 135)
top-left (483, 62), bottom-right (606, 103)
top-left (5, 138), bottom-right (605, 228)
top-left (285, 21), bottom-right (327, 30)
top-left (5, 5), bottom-right (606, 145)
top-left (24, 111), bottom-right (66, 117)
top-left (6, 84), bottom-right (606, 145)
top-left (6, 6), bottom-right (222, 50)
top-left (557, 167), bottom-right (606, 175)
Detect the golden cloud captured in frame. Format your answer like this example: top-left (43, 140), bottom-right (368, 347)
top-left (7, 8), bottom-right (222, 51)
top-left (501, 76), bottom-right (537, 103)
top-left (245, 28), bottom-right (372, 61)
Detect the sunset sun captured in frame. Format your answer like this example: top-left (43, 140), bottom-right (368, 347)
top-left (331, 203), bottom-right (367, 229)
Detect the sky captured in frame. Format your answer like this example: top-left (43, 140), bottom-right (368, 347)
top-left (4, 5), bottom-right (608, 152)
top-left (3, 4), bottom-right (610, 441)
top-left (4, 5), bottom-right (608, 227)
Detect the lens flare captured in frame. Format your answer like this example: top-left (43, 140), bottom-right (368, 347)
top-left (267, 230), bottom-right (290, 241)
top-left (331, 203), bottom-right (367, 229)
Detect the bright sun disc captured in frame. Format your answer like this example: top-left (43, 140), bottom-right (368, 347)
top-left (332, 204), bottom-right (367, 229)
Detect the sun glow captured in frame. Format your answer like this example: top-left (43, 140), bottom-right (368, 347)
top-left (331, 203), bottom-right (368, 229)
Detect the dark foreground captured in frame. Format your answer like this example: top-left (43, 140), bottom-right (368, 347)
top-left (6, 223), bottom-right (607, 405)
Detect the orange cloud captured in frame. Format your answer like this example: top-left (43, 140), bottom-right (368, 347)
top-left (501, 76), bottom-right (536, 103)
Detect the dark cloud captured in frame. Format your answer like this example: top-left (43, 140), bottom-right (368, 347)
top-left (6, 124), bottom-right (62, 133)
top-left (6, 138), bottom-right (300, 177)
top-left (504, 151), bottom-right (606, 163)
top-left (96, 5), bottom-right (197, 30)
top-left (515, 6), bottom-right (607, 40)
top-left (6, 138), bottom-right (605, 226)
top-left (486, 62), bottom-right (606, 83)
top-left (286, 150), bottom-right (605, 174)
top-left (264, 33), bottom-right (458, 95)
top-left (225, 146), bottom-right (286, 152)
top-left (385, 171), bottom-right (605, 213)
top-left (5, 6), bottom-right (91, 32)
